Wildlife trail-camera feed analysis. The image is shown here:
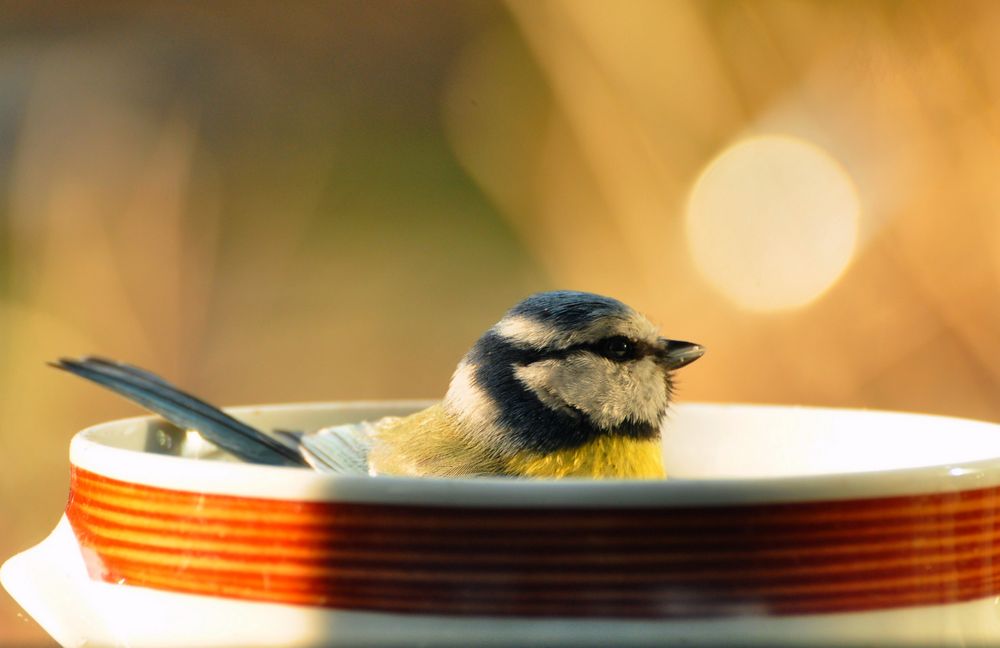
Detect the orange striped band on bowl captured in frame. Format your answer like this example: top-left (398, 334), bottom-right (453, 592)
top-left (65, 466), bottom-right (1000, 618)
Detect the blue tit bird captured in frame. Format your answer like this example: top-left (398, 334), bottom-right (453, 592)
top-left (52, 291), bottom-right (703, 479)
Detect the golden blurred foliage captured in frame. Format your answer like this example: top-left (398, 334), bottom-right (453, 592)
top-left (451, 0), bottom-right (1000, 416)
top-left (2, 1), bottom-right (999, 644)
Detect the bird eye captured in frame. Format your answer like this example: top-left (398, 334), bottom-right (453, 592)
top-left (598, 336), bottom-right (635, 360)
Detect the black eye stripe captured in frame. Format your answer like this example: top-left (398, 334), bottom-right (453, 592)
top-left (528, 337), bottom-right (653, 363)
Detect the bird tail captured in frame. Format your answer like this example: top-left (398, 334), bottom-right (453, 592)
top-left (50, 356), bottom-right (308, 467)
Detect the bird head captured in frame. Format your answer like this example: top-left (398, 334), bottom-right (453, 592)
top-left (444, 291), bottom-right (704, 456)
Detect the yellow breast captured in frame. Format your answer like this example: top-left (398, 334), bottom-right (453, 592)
top-left (504, 435), bottom-right (665, 479)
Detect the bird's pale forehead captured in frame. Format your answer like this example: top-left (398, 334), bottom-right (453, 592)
top-left (494, 312), bottom-right (659, 349)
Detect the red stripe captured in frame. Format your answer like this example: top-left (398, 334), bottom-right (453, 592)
top-left (73, 467), bottom-right (1000, 523)
top-left (84, 545), bottom-right (1000, 595)
top-left (71, 526), bottom-right (1000, 581)
top-left (66, 466), bottom-right (1000, 618)
top-left (97, 557), bottom-right (1000, 605)
top-left (68, 558), bottom-right (1000, 618)
top-left (73, 467), bottom-right (1000, 524)
top-left (70, 485), bottom-right (1000, 541)
top-left (69, 499), bottom-right (1000, 553)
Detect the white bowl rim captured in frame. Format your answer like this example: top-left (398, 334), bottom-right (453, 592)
top-left (69, 401), bottom-right (1000, 507)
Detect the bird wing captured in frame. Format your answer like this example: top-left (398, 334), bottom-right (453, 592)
top-left (298, 420), bottom-right (376, 474)
top-left (363, 403), bottom-right (508, 477)
top-left (302, 404), bottom-right (478, 477)
top-left (51, 356), bottom-right (308, 467)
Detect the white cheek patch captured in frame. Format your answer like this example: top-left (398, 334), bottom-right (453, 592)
top-left (513, 362), bottom-right (576, 416)
top-left (515, 356), bottom-right (669, 430)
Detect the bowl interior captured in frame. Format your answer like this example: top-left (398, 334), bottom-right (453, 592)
top-left (661, 404), bottom-right (1000, 478)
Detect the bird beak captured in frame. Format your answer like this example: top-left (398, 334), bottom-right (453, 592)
top-left (656, 339), bottom-right (705, 370)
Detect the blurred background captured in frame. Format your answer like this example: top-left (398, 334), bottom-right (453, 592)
top-left (2, 1), bottom-right (999, 644)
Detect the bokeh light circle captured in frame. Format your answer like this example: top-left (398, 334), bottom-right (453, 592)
top-left (685, 135), bottom-right (860, 312)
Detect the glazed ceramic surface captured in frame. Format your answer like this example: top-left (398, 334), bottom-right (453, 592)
top-left (5, 402), bottom-right (1000, 646)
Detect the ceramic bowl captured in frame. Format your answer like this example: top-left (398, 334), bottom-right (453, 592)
top-left (5, 402), bottom-right (1000, 647)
